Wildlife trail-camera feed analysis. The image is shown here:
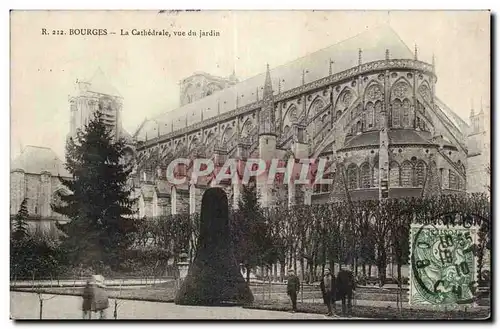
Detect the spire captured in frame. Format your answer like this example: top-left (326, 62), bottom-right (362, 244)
top-left (263, 63), bottom-right (273, 99)
top-left (201, 108), bottom-right (204, 121)
top-left (218, 100), bottom-right (221, 115)
top-left (358, 49), bottom-right (363, 65)
top-left (256, 87), bottom-right (259, 101)
top-left (259, 64), bottom-right (276, 136)
top-left (385, 49), bottom-right (390, 61)
top-left (470, 98), bottom-right (475, 117)
top-left (414, 44), bottom-right (418, 60)
top-left (432, 53), bottom-right (436, 72)
top-left (329, 59), bottom-right (335, 75)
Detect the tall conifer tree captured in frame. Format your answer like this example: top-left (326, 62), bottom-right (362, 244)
top-left (53, 109), bottom-right (136, 269)
top-left (12, 198), bottom-right (29, 241)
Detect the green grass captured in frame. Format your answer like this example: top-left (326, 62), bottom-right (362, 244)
top-left (245, 301), bottom-right (490, 320)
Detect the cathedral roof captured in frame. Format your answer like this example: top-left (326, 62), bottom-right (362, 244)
top-left (340, 129), bottom-right (434, 150)
top-left (11, 146), bottom-right (71, 177)
top-left (136, 25), bottom-right (415, 141)
top-left (388, 129), bottom-right (432, 145)
top-left (435, 97), bottom-right (469, 134)
top-left (342, 131), bottom-right (380, 149)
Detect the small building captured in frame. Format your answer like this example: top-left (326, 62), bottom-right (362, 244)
top-left (10, 146), bottom-right (71, 235)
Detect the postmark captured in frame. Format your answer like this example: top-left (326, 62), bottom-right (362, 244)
top-left (409, 216), bottom-right (480, 307)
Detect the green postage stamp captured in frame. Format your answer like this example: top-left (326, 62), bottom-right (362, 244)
top-left (409, 223), bottom-right (478, 307)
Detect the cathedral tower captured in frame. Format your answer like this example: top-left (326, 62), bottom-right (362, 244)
top-left (68, 69), bottom-right (125, 142)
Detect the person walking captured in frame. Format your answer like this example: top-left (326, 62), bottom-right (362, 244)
top-left (82, 280), bottom-right (93, 320)
top-left (91, 275), bottom-right (109, 320)
top-left (286, 269), bottom-right (300, 313)
top-left (336, 269), bottom-right (356, 316)
top-left (320, 268), bottom-right (336, 316)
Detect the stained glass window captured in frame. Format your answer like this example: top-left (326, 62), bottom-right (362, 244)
top-left (449, 170), bottom-right (457, 189)
top-left (392, 100), bottom-right (402, 127)
top-left (415, 161), bottom-right (426, 186)
top-left (373, 165), bottom-right (379, 187)
top-left (375, 101), bottom-right (382, 129)
top-left (401, 161), bottom-right (413, 187)
top-left (347, 164), bottom-right (358, 189)
top-left (360, 163), bottom-right (371, 188)
top-left (366, 102), bottom-right (374, 128)
top-left (389, 162), bottom-right (400, 187)
top-left (402, 99), bottom-right (411, 128)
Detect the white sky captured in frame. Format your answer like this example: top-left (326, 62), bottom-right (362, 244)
top-left (10, 10), bottom-right (490, 160)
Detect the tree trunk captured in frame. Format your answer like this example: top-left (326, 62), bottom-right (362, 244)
top-left (280, 261), bottom-right (285, 282)
top-left (362, 263), bottom-right (366, 276)
top-left (293, 252), bottom-right (297, 273)
top-left (368, 264), bottom-right (372, 278)
top-left (300, 257), bottom-right (305, 282)
top-left (397, 262), bottom-right (402, 288)
top-left (39, 298), bottom-right (43, 320)
top-left (354, 256), bottom-right (358, 276)
top-left (377, 246), bottom-right (387, 287)
top-left (246, 265), bottom-right (251, 283)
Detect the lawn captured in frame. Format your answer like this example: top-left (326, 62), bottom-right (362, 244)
top-left (245, 301), bottom-right (490, 320)
top-left (11, 281), bottom-right (490, 320)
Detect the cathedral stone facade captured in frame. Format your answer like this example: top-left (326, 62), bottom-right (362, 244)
top-left (130, 26), bottom-right (477, 217)
top-left (11, 26), bottom-right (489, 228)
top-left (10, 146), bottom-right (72, 234)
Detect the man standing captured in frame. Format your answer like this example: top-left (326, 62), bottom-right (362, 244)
top-left (336, 269), bottom-right (356, 316)
top-left (286, 269), bottom-right (300, 312)
top-left (320, 268), bottom-right (336, 316)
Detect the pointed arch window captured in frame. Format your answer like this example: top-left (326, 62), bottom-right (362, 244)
top-left (392, 99), bottom-right (402, 127)
top-left (360, 163), bottom-right (371, 188)
top-left (449, 170), bottom-right (458, 189)
top-left (402, 99), bottom-right (411, 128)
top-left (373, 163), bottom-right (379, 187)
top-left (401, 161), bottom-right (413, 187)
top-left (347, 164), bottom-right (358, 190)
top-left (415, 161), bottom-right (426, 186)
top-left (389, 161), bottom-right (400, 187)
top-left (366, 102), bottom-right (374, 128)
top-left (287, 106), bottom-right (298, 123)
top-left (374, 101), bottom-right (382, 129)
top-left (310, 98), bottom-right (325, 118)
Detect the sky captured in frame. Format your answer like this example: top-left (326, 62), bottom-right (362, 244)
top-left (10, 10), bottom-right (490, 161)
